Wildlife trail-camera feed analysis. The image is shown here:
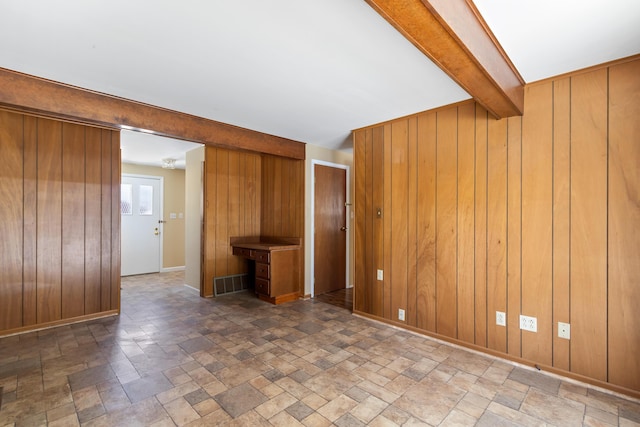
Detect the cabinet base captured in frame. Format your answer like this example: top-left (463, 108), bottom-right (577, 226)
top-left (257, 292), bottom-right (299, 305)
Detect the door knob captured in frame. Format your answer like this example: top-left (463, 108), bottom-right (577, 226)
top-left (154, 227), bottom-right (159, 235)
top-left (340, 226), bottom-right (347, 231)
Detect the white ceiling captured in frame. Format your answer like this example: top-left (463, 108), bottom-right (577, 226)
top-left (1, 1), bottom-right (638, 167)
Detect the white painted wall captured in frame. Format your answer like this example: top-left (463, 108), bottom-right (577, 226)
top-left (184, 146), bottom-right (205, 291)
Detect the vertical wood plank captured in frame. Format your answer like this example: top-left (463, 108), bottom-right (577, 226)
top-left (521, 82), bottom-right (554, 364)
top-left (354, 130), bottom-right (366, 313)
top-left (365, 129), bottom-right (375, 313)
top-left (254, 154), bottom-right (261, 238)
top-left (110, 131), bottom-right (120, 311)
top-left (552, 78), bottom-right (571, 370)
top-left (506, 115), bottom-right (522, 357)
top-left (416, 112), bottom-right (437, 332)
top-left (23, 115), bottom-right (38, 326)
top-left (407, 117), bottom-right (418, 326)
top-left (228, 151), bottom-right (241, 274)
top-left (435, 108), bottom-right (458, 337)
top-left (474, 106), bottom-right (488, 346)
top-left (61, 123), bottom-right (86, 318)
top-left (383, 123), bottom-right (392, 320)
top-left (37, 118), bottom-right (63, 323)
top-left (216, 149), bottom-right (229, 277)
top-left (0, 110), bottom-right (24, 330)
top-left (281, 158), bottom-right (291, 236)
top-left (85, 127), bottom-right (102, 314)
top-left (457, 103), bottom-right (476, 344)
top-left (203, 147), bottom-right (217, 296)
top-left (607, 59), bottom-right (640, 391)
top-left (486, 117), bottom-right (507, 353)
top-left (100, 129), bottom-right (112, 311)
top-left (372, 127), bottom-right (384, 316)
top-left (570, 68), bottom-right (608, 382)
top-left (391, 120), bottom-right (409, 324)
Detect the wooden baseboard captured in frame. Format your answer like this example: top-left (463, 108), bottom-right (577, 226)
top-left (0, 310), bottom-right (119, 338)
top-left (257, 292), bottom-right (300, 305)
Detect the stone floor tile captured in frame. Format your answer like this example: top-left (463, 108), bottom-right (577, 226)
top-left (1, 271), bottom-right (638, 427)
top-left (317, 394), bottom-right (358, 422)
top-left (520, 387), bottom-right (585, 426)
top-left (163, 396), bottom-right (201, 426)
top-left (214, 382), bottom-right (267, 418)
top-left (48, 412), bottom-right (80, 427)
top-left (121, 372), bottom-right (173, 403)
top-left (335, 412), bottom-right (366, 427)
top-left (508, 367), bottom-right (561, 395)
top-left (302, 412), bottom-right (333, 427)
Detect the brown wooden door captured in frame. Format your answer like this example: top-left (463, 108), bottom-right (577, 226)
top-left (314, 164), bottom-right (347, 295)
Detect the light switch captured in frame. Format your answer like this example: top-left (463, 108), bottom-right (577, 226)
top-left (170, 212), bottom-right (177, 219)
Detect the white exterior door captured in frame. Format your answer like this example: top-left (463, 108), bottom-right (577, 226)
top-left (121, 175), bottom-right (162, 276)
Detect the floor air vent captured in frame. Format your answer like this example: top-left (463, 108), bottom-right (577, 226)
top-left (214, 274), bottom-right (251, 296)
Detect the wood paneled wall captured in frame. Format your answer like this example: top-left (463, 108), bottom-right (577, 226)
top-left (354, 57), bottom-right (640, 394)
top-left (261, 156), bottom-right (305, 240)
top-left (0, 110), bottom-right (120, 335)
top-left (203, 147), bottom-right (261, 296)
top-left (202, 149), bottom-right (305, 297)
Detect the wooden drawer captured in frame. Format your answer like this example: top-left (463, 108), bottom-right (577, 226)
top-left (255, 278), bottom-right (270, 295)
top-left (255, 250), bottom-right (270, 264)
top-left (232, 246), bottom-right (254, 259)
top-left (256, 263), bottom-right (270, 279)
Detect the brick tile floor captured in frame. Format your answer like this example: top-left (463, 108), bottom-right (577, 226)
top-left (1, 271), bottom-right (638, 426)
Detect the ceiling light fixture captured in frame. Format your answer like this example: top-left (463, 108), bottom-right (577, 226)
top-left (162, 158), bottom-right (176, 169)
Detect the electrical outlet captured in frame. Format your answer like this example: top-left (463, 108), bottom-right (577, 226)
top-left (520, 315), bottom-right (537, 332)
top-left (377, 269), bottom-right (383, 281)
top-left (558, 322), bottom-right (571, 339)
top-left (398, 309), bottom-right (405, 321)
top-left (496, 311), bottom-right (506, 326)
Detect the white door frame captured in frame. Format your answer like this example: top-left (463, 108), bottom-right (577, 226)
top-left (310, 160), bottom-right (351, 297)
top-left (121, 173), bottom-right (164, 274)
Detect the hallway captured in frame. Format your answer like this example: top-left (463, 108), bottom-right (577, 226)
top-left (0, 272), bottom-right (638, 426)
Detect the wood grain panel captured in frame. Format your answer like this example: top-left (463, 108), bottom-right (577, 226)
top-left (215, 149), bottom-right (229, 277)
top-left (61, 123), bottom-right (86, 318)
top-left (506, 115), bottom-right (522, 357)
top-left (0, 68), bottom-right (305, 160)
top-left (365, 129), bottom-right (374, 313)
top-left (486, 117), bottom-right (507, 353)
top-left (383, 124), bottom-right (392, 319)
top-left (354, 130), bottom-right (366, 313)
top-left (457, 103), bottom-right (475, 344)
top-left (84, 126), bottom-right (102, 314)
top-left (100, 129), bottom-right (112, 312)
top-left (570, 69), bottom-right (608, 382)
top-left (521, 82), bottom-right (553, 365)
top-left (607, 59), bottom-right (640, 390)
top-left (362, 129), bottom-right (382, 316)
top-left (37, 118), bottom-right (63, 323)
top-left (406, 117), bottom-right (418, 326)
top-left (474, 106), bottom-right (488, 346)
top-left (435, 108), bottom-right (458, 337)
top-left (391, 120), bottom-right (409, 324)
top-left (416, 112), bottom-right (437, 332)
top-left (203, 147), bottom-right (217, 296)
top-left (552, 78), bottom-right (571, 370)
top-left (23, 115), bottom-right (37, 326)
top-left (110, 131), bottom-right (120, 311)
top-left (228, 151), bottom-right (241, 273)
top-left (0, 110), bottom-right (24, 330)
top-left (372, 127), bottom-right (384, 316)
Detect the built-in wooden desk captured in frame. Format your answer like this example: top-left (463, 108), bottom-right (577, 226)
top-left (230, 236), bottom-right (301, 305)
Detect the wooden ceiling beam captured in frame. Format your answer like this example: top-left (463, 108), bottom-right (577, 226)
top-left (366, 0), bottom-right (524, 118)
top-left (0, 68), bottom-right (306, 159)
